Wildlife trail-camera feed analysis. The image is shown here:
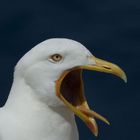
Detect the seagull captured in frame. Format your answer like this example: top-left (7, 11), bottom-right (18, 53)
top-left (0, 38), bottom-right (127, 140)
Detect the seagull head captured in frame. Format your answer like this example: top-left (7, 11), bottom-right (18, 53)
top-left (15, 38), bottom-right (127, 136)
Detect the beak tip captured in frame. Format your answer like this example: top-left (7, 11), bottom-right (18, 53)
top-left (106, 120), bottom-right (110, 125)
top-left (122, 73), bottom-right (127, 83)
top-left (94, 131), bottom-right (98, 137)
top-left (107, 122), bottom-right (111, 125)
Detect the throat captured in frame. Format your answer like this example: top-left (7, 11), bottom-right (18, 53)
top-left (5, 78), bottom-right (68, 113)
top-left (5, 79), bottom-right (79, 140)
top-left (5, 78), bottom-right (78, 129)
top-left (3, 76), bottom-right (79, 140)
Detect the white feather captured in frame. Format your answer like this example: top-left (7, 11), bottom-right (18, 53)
top-left (0, 38), bottom-right (94, 140)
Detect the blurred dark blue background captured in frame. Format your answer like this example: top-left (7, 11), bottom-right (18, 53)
top-left (0, 0), bottom-right (139, 140)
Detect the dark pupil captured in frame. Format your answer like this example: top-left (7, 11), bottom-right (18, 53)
top-left (54, 55), bottom-right (60, 60)
top-left (56, 55), bottom-right (59, 58)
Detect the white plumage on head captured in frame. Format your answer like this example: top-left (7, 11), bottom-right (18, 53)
top-left (0, 38), bottom-right (93, 140)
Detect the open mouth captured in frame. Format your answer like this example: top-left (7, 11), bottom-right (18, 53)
top-left (56, 56), bottom-right (127, 136)
top-left (60, 69), bottom-right (85, 107)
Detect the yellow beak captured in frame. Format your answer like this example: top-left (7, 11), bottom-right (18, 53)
top-left (82, 56), bottom-right (127, 83)
top-left (56, 56), bottom-right (127, 136)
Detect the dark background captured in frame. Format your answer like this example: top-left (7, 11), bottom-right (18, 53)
top-left (0, 0), bottom-right (139, 140)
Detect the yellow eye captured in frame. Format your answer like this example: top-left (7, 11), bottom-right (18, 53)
top-left (50, 54), bottom-right (63, 62)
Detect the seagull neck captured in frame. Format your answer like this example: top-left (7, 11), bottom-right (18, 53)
top-left (6, 77), bottom-right (68, 114)
top-left (6, 77), bottom-right (40, 110)
top-left (5, 77), bottom-right (79, 140)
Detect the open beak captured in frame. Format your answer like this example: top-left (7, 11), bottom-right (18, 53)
top-left (56, 56), bottom-right (127, 136)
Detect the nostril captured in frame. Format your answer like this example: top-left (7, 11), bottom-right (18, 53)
top-left (102, 65), bottom-right (111, 69)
